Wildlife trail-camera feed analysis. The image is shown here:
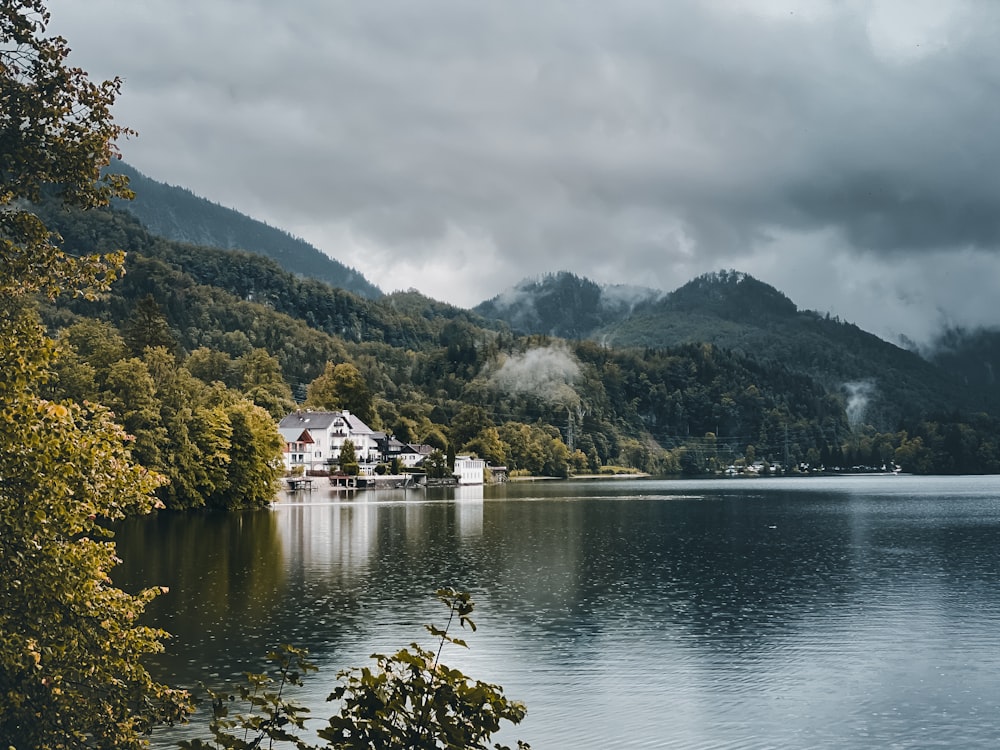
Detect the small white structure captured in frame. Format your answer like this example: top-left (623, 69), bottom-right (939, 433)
top-left (278, 410), bottom-right (379, 474)
top-left (453, 455), bottom-right (485, 485)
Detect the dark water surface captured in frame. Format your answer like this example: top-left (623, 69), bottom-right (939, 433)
top-left (117, 475), bottom-right (1000, 748)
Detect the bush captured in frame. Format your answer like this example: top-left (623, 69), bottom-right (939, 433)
top-left (182, 590), bottom-right (530, 750)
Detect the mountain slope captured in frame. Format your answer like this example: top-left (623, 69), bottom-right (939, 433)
top-left (602, 271), bottom-right (986, 425)
top-left (476, 270), bottom-right (989, 428)
top-left (928, 327), bottom-right (1000, 390)
top-left (473, 271), bottom-right (660, 339)
top-left (108, 161), bottom-right (382, 299)
top-left (37, 203), bottom-right (1000, 474)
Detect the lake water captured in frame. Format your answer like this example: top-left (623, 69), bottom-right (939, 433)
top-left (116, 475), bottom-right (1000, 749)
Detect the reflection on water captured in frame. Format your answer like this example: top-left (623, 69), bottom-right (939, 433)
top-left (119, 476), bottom-right (1000, 749)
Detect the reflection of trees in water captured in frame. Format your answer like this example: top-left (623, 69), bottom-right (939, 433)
top-left (121, 490), bottom-right (986, 684)
top-left (114, 511), bottom-right (287, 683)
top-left (114, 500), bottom-right (492, 688)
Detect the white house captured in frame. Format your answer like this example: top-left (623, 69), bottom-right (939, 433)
top-left (453, 455), bottom-right (485, 485)
top-left (399, 443), bottom-right (434, 468)
top-left (278, 410), bottom-right (379, 474)
top-left (372, 433), bottom-right (435, 468)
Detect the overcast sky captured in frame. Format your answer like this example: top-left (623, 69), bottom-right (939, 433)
top-left (49, 0), bottom-right (1000, 346)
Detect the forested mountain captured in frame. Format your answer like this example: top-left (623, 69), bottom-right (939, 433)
top-left (474, 271), bottom-right (660, 339)
top-left (476, 269), bottom-right (992, 430)
top-left (33, 201), bottom-right (1000, 484)
top-left (108, 161), bottom-right (382, 299)
top-left (38, 205), bottom-right (494, 390)
top-left (928, 327), bottom-right (1000, 390)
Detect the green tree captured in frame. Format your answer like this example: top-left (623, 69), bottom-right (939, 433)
top-left (339, 438), bottom-right (360, 476)
top-left (103, 356), bottom-right (168, 469)
top-left (424, 449), bottom-right (451, 479)
top-left (392, 415), bottom-right (420, 444)
top-left (123, 294), bottom-right (179, 355)
top-left (423, 426), bottom-right (449, 452)
top-left (0, 2), bottom-right (191, 743)
top-left (895, 431), bottom-right (933, 474)
top-left (1, 2), bottom-right (134, 302)
top-left (306, 361), bottom-right (376, 425)
top-left (141, 347), bottom-right (233, 510)
top-left (449, 404), bottom-right (493, 450)
top-left (211, 400), bottom-right (284, 509)
top-left (60, 318), bottom-right (129, 375)
top-left (238, 347), bottom-right (294, 419)
top-left (498, 422), bottom-right (542, 474)
top-left (186, 347), bottom-right (237, 387)
top-left (463, 426), bottom-right (507, 466)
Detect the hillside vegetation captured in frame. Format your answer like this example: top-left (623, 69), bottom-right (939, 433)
top-left (110, 161), bottom-right (382, 299)
top-left (34, 199), bottom-right (1000, 487)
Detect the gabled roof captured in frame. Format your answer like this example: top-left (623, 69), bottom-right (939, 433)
top-left (403, 443), bottom-right (434, 456)
top-left (278, 427), bottom-right (314, 444)
top-left (279, 410), bottom-right (375, 436)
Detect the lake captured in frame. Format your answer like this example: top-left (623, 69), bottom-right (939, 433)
top-left (116, 475), bottom-right (1000, 749)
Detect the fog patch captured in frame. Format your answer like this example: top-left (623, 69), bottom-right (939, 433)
top-left (488, 344), bottom-right (581, 407)
top-left (600, 283), bottom-right (662, 315)
top-left (843, 379), bottom-right (876, 430)
top-left (487, 286), bottom-right (541, 331)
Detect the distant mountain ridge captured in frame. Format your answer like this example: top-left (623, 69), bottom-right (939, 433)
top-left (109, 161), bottom-right (382, 299)
top-left (93, 160), bottom-right (999, 428)
top-left (475, 269), bottom-right (802, 339)
top-left (475, 269), bottom-right (992, 427)
top-left (658, 269), bottom-right (797, 319)
top-left (474, 271), bottom-right (661, 339)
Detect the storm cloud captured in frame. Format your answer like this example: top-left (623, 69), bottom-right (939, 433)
top-left (50, 0), bottom-right (1000, 344)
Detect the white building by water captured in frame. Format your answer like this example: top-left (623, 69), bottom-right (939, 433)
top-left (278, 410), bottom-right (379, 474)
top-left (453, 455), bottom-right (486, 485)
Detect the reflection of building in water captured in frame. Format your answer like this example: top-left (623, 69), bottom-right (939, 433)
top-left (454, 485), bottom-right (484, 537)
top-left (279, 502), bottom-right (378, 575)
top-left (453, 485), bottom-right (484, 503)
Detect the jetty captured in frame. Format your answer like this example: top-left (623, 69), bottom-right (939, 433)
top-left (329, 473), bottom-right (425, 491)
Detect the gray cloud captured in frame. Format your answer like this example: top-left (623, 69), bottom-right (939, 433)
top-left (49, 0), bottom-right (1000, 344)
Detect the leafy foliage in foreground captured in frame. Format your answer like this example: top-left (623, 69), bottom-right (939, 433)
top-left (1, 2), bottom-right (192, 744)
top-left (181, 590), bottom-right (529, 750)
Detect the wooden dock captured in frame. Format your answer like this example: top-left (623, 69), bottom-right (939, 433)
top-left (330, 473), bottom-right (424, 491)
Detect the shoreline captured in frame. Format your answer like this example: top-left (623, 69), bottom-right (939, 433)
top-left (508, 472), bottom-right (651, 482)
